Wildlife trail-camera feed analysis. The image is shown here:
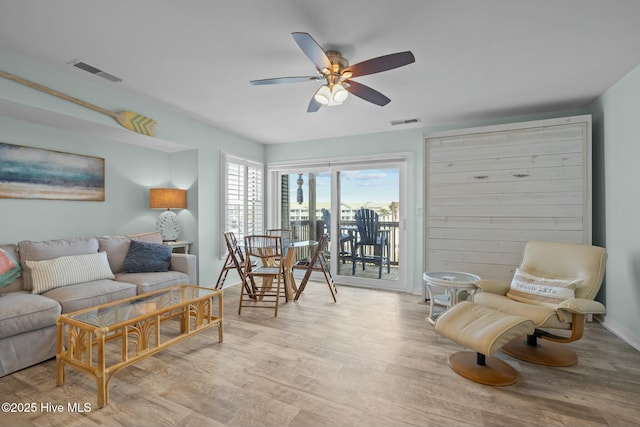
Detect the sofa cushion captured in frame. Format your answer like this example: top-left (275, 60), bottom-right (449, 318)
top-left (0, 248), bottom-right (21, 289)
top-left (507, 268), bottom-right (581, 304)
top-left (127, 231), bottom-right (163, 243)
top-left (97, 235), bottom-right (131, 274)
top-left (0, 292), bottom-right (61, 339)
top-left (26, 252), bottom-right (115, 294)
top-left (128, 231), bottom-right (163, 244)
top-left (122, 240), bottom-right (172, 273)
top-left (115, 271), bottom-right (189, 294)
top-left (42, 279), bottom-right (137, 314)
top-left (18, 237), bottom-right (99, 291)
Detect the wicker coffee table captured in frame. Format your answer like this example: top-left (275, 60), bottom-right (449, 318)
top-left (56, 284), bottom-right (223, 407)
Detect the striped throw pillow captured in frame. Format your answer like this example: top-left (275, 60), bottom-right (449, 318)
top-left (27, 252), bottom-right (115, 294)
top-left (507, 268), bottom-right (581, 304)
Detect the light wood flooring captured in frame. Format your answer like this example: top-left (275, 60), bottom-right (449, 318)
top-left (2, 282), bottom-right (640, 427)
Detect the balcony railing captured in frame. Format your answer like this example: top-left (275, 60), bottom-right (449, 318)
top-left (289, 219), bottom-right (400, 265)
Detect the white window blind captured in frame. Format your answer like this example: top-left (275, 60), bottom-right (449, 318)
top-left (221, 153), bottom-right (263, 250)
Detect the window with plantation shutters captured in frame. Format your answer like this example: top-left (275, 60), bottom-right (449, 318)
top-left (221, 153), bottom-right (263, 252)
top-left (246, 162), bottom-right (263, 236)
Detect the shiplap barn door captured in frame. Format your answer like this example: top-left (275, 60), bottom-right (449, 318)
top-left (424, 115), bottom-right (592, 282)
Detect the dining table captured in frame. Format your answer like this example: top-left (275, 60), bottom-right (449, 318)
top-left (282, 239), bottom-right (318, 300)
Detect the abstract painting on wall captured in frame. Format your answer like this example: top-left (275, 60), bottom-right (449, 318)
top-left (0, 142), bottom-right (105, 201)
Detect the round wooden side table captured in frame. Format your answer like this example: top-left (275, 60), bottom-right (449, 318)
top-left (423, 271), bottom-right (481, 325)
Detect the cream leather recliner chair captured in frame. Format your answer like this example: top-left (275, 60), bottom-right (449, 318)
top-left (473, 241), bottom-right (607, 367)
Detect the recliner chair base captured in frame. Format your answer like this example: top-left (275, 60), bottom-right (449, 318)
top-left (502, 335), bottom-right (578, 367)
top-left (448, 352), bottom-right (518, 386)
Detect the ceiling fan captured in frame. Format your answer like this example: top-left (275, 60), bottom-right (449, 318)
top-left (250, 32), bottom-right (415, 112)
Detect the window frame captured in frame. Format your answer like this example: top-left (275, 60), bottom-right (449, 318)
top-left (220, 152), bottom-right (264, 256)
top-left (266, 152), bottom-right (413, 292)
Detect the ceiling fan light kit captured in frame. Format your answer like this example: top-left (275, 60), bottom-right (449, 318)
top-left (314, 83), bottom-right (349, 106)
top-left (250, 32), bottom-right (415, 112)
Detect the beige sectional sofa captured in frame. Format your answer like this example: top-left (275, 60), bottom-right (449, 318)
top-left (0, 232), bottom-right (197, 377)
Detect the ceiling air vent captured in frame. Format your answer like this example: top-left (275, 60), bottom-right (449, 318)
top-left (69, 60), bottom-right (122, 83)
top-left (390, 118), bottom-right (420, 126)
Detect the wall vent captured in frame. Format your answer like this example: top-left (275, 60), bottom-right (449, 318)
top-left (69, 60), bottom-right (122, 83)
top-left (390, 118), bottom-right (420, 126)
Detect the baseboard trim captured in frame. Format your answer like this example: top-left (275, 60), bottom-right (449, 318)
top-left (596, 315), bottom-right (640, 352)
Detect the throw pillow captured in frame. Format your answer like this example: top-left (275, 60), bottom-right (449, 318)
top-left (0, 248), bottom-right (22, 288)
top-left (17, 237), bottom-right (100, 291)
top-left (122, 240), bottom-right (172, 273)
top-left (26, 252), bottom-right (115, 294)
top-left (507, 268), bottom-right (581, 304)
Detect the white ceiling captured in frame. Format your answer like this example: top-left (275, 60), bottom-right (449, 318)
top-left (2, 0), bottom-right (640, 145)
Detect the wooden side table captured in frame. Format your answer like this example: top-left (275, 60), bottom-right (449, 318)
top-left (164, 240), bottom-right (191, 254)
top-left (423, 271), bottom-right (480, 325)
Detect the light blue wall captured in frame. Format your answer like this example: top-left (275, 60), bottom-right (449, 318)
top-left (0, 48), bottom-right (264, 285)
top-left (591, 63), bottom-right (640, 348)
top-left (158, 117), bottom-right (265, 284)
top-left (0, 115), bottom-right (170, 241)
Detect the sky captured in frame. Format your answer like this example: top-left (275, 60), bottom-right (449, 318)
top-left (288, 168), bottom-right (399, 208)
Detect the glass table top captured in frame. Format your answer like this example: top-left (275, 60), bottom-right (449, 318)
top-left (423, 271), bottom-right (481, 286)
top-left (289, 240), bottom-right (318, 248)
top-left (67, 285), bottom-right (218, 327)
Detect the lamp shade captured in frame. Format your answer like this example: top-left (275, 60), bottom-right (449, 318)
top-left (149, 188), bottom-right (186, 209)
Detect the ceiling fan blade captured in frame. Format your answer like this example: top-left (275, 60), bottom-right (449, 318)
top-left (344, 51), bottom-right (415, 78)
top-left (250, 76), bottom-right (322, 85)
top-left (292, 32), bottom-right (332, 72)
top-left (307, 96), bottom-right (322, 113)
top-left (345, 80), bottom-right (391, 106)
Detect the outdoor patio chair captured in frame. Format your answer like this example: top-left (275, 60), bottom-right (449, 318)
top-left (351, 208), bottom-right (390, 279)
top-left (321, 208), bottom-right (353, 263)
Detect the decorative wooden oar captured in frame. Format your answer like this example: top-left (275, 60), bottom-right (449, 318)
top-left (0, 70), bottom-right (157, 137)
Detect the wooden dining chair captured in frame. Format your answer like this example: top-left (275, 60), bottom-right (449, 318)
top-left (215, 231), bottom-right (240, 289)
top-left (293, 233), bottom-right (337, 302)
top-left (215, 231), bottom-right (255, 296)
top-left (239, 235), bottom-right (287, 317)
top-left (267, 228), bottom-right (293, 245)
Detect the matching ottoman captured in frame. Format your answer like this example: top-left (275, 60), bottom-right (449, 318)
top-left (435, 301), bottom-right (535, 386)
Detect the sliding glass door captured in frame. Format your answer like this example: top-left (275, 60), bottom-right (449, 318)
top-left (275, 170), bottom-right (331, 263)
top-left (335, 167), bottom-right (400, 285)
top-left (269, 154), bottom-right (409, 291)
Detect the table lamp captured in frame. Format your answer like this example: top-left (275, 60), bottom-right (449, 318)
top-left (149, 188), bottom-right (186, 241)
